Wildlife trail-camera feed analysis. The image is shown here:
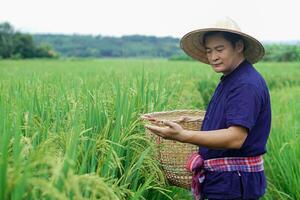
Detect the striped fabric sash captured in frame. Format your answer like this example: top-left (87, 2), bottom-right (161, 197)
top-left (186, 153), bottom-right (264, 200)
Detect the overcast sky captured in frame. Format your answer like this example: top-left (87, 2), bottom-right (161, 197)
top-left (1, 0), bottom-right (299, 41)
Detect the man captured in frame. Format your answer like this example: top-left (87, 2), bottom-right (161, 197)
top-left (143, 18), bottom-right (271, 200)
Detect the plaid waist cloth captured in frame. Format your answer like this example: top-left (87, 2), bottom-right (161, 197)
top-left (185, 153), bottom-right (264, 200)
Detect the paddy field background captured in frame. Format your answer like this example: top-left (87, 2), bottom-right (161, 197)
top-left (0, 59), bottom-right (299, 200)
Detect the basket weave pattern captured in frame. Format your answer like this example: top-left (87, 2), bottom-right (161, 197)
top-left (143, 110), bottom-right (205, 189)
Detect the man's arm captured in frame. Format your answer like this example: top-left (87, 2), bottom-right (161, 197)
top-left (181, 126), bottom-right (248, 149)
top-left (145, 120), bottom-right (248, 149)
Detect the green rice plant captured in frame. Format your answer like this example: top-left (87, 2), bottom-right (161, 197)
top-left (0, 59), bottom-right (299, 199)
top-left (263, 87), bottom-right (300, 200)
top-left (0, 94), bottom-right (11, 199)
top-left (197, 78), bottom-right (218, 109)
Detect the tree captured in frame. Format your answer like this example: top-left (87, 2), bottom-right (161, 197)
top-left (0, 22), bottom-right (15, 58)
top-left (0, 22), bottom-right (58, 59)
top-left (13, 33), bottom-right (36, 58)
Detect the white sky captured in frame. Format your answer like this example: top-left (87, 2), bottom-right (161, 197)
top-left (1, 0), bottom-right (299, 41)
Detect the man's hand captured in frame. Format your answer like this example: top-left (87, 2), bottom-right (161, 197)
top-left (145, 120), bottom-right (188, 142)
top-left (141, 115), bottom-right (189, 142)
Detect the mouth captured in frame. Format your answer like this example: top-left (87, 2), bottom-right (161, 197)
top-left (212, 63), bottom-right (222, 68)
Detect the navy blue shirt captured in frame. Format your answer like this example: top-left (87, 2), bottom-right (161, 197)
top-left (199, 60), bottom-right (271, 199)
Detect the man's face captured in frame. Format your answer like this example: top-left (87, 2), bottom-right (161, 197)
top-left (204, 33), bottom-right (242, 75)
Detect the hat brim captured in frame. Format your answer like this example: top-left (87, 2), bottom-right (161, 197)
top-left (180, 28), bottom-right (265, 64)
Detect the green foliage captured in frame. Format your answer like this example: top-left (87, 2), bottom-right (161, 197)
top-left (33, 34), bottom-right (182, 58)
top-left (168, 55), bottom-right (194, 61)
top-left (3, 22), bottom-right (300, 61)
top-left (0, 22), bottom-right (14, 58)
top-left (0, 22), bottom-right (58, 59)
top-left (13, 33), bottom-right (36, 58)
top-left (0, 59), bottom-right (187, 199)
top-left (264, 87), bottom-right (300, 200)
top-left (263, 44), bottom-right (300, 62)
top-left (33, 34), bottom-right (300, 62)
top-left (0, 59), bottom-right (300, 199)
top-left (197, 79), bottom-right (218, 109)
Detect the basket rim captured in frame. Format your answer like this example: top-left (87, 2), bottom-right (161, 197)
top-left (143, 109), bottom-right (205, 113)
top-left (141, 109), bottom-right (205, 122)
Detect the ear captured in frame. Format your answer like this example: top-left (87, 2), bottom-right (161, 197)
top-left (235, 40), bottom-right (244, 53)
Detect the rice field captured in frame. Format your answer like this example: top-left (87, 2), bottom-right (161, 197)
top-left (0, 59), bottom-right (299, 200)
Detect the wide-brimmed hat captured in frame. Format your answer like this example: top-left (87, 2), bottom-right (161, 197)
top-left (180, 18), bottom-right (265, 64)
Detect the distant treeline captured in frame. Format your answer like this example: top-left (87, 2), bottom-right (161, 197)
top-left (263, 44), bottom-right (300, 62)
top-left (33, 34), bottom-right (182, 58)
top-left (1, 22), bottom-right (300, 61)
top-left (0, 22), bottom-right (58, 59)
top-left (33, 34), bottom-right (300, 62)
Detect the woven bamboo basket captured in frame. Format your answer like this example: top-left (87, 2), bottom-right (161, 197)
top-left (141, 110), bottom-right (205, 189)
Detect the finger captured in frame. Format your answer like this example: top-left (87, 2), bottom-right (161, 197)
top-left (145, 125), bottom-right (163, 133)
top-left (148, 118), bottom-right (159, 122)
top-left (143, 114), bottom-right (157, 120)
top-left (150, 120), bottom-right (164, 126)
top-left (145, 124), bottom-right (161, 131)
top-left (163, 120), bottom-right (177, 128)
top-left (179, 116), bottom-right (191, 122)
top-left (141, 115), bottom-right (158, 122)
top-left (145, 125), bottom-right (165, 135)
top-left (174, 116), bottom-right (186, 123)
top-left (141, 118), bottom-right (157, 123)
top-left (143, 118), bottom-right (164, 125)
top-left (140, 115), bottom-right (151, 120)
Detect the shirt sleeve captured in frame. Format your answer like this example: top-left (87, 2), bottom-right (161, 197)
top-left (225, 83), bottom-right (262, 131)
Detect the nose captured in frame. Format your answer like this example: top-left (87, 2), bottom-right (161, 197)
top-left (211, 51), bottom-right (219, 62)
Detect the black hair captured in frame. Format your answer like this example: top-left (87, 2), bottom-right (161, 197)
top-left (202, 31), bottom-right (245, 50)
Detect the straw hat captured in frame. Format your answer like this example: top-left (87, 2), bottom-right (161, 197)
top-left (180, 18), bottom-right (265, 64)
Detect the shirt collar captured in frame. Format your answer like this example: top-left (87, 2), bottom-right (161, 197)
top-left (220, 59), bottom-right (249, 82)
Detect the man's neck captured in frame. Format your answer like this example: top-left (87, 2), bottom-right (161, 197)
top-left (224, 57), bottom-right (246, 76)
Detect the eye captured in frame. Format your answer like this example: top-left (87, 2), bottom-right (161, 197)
top-left (205, 49), bottom-right (212, 54)
top-left (216, 48), bottom-right (224, 53)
